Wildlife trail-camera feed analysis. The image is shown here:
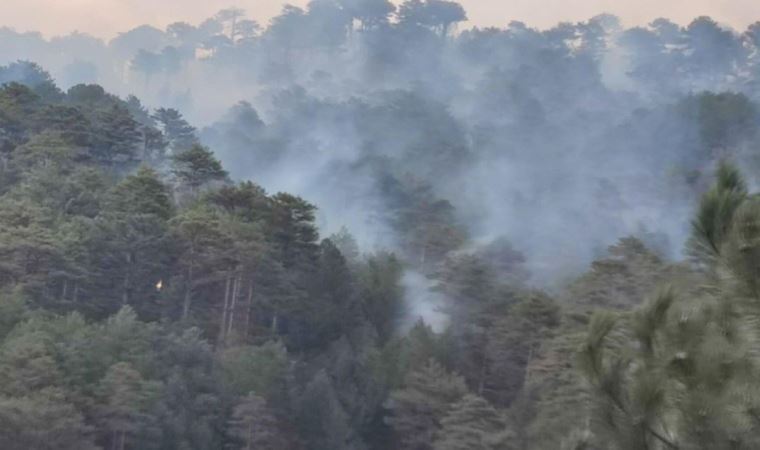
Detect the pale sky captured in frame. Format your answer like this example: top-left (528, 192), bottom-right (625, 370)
top-left (4, 0), bottom-right (760, 39)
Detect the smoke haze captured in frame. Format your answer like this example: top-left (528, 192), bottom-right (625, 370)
top-left (7, 0), bottom-right (760, 38)
top-left (4, 2), bottom-right (760, 302)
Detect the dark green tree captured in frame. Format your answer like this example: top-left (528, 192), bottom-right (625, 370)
top-left (228, 393), bottom-right (290, 450)
top-left (96, 167), bottom-right (174, 317)
top-left (434, 394), bottom-right (512, 450)
top-left (152, 108), bottom-right (198, 154)
top-left (170, 143), bottom-right (228, 196)
top-left (385, 360), bottom-right (467, 450)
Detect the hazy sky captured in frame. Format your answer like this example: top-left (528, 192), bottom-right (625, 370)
top-left (5, 0), bottom-right (760, 39)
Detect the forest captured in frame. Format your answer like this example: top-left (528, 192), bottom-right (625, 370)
top-left (3, 1), bottom-right (760, 449)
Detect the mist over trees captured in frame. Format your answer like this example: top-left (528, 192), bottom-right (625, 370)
top-left (5, 6), bottom-right (760, 280)
top-left (3, 1), bottom-right (760, 449)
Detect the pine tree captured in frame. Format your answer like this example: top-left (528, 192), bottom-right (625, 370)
top-left (0, 328), bottom-right (60, 396)
top-left (297, 370), bottom-right (356, 450)
top-left (385, 360), bottom-right (468, 450)
top-left (568, 237), bottom-right (670, 311)
top-left (0, 198), bottom-right (65, 303)
top-left (329, 226), bottom-right (361, 265)
top-left (0, 389), bottom-right (97, 450)
top-left (90, 104), bottom-right (142, 169)
top-left (97, 167), bottom-right (174, 317)
top-left (219, 341), bottom-right (287, 399)
top-left (686, 160), bottom-right (747, 268)
top-left (578, 162), bottom-right (760, 450)
top-left (152, 108), bottom-right (198, 154)
top-left (169, 205), bottom-right (229, 321)
top-left (269, 192), bottom-right (319, 269)
top-left (434, 394), bottom-right (512, 450)
top-left (13, 130), bottom-right (86, 172)
top-left (170, 144), bottom-right (228, 196)
top-left (307, 238), bottom-right (358, 344)
top-left (228, 393), bottom-right (288, 450)
top-left (96, 362), bottom-right (156, 450)
top-left (357, 251), bottom-right (404, 342)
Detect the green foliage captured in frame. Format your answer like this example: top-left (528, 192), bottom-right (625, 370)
top-left (329, 226), bottom-right (361, 265)
top-left (513, 317), bottom-right (591, 450)
top-left (7, 13), bottom-right (760, 450)
top-left (679, 92), bottom-right (758, 156)
top-left (0, 61), bottom-right (62, 100)
top-left (296, 369), bottom-right (357, 450)
top-left (219, 340), bottom-right (287, 399)
top-left (435, 394), bottom-right (513, 450)
top-left (228, 393), bottom-right (291, 450)
top-left (578, 163), bottom-right (760, 449)
top-left (0, 70), bottom-right (688, 450)
top-left (0, 291), bottom-right (26, 339)
top-left (106, 166), bottom-right (173, 219)
top-left (569, 237), bottom-right (670, 310)
top-left (357, 251), bottom-right (404, 341)
top-left (385, 359), bottom-right (468, 449)
top-left (95, 362), bottom-right (161, 450)
top-left (687, 161), bottom-right (748, 267)
top-left (0, 388), bottom-right (97, 450)
top-left (382, 173), bottom-right (467, 270)
top-left (170, 143), bottom-right (228, 195)
top-left (152, 107), bottom-right (198, 153)
top-left (720, 197), bottom-right (760, 297)
top-left (96, 167), bottom-right (174, 315)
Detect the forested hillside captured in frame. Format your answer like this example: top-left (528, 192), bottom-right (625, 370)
top-left (7, 6), bottom-right (760, 280)
top-left (4, 1), bottom-right (760, 449)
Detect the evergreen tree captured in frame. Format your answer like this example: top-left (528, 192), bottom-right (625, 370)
top-left (219, 341), bottom-right (287, 399)
top-left (95, 362), bottom-right (159, 450)
top-left (434, 394), bottom-right (512, 450)
top-left (687, 160), bottom-right (747, 267)
top-left (329, 226), bottom-right (361, 265)
top-left (97, 167), bottom-right (174, 317)
top-left (297, 370), bottom-right (356, 450)
top-left (357, 251), bottom-right (404, 341)
top-left (152, 108), bottom-right (198, 154)
top-left (578, 163), bottom-right (760, 449)
top-left (169, 205), bottom-right (229, 321)
top-left (13, 130), bottom-right (87, 171)
top-left (385, 360), bottom-right (468, 450)
top-left (90, 104), bottom-right (142, 169)
top-left (0, 389), bottom-right (97, 450)
top-left (170, 143), bottom-right (228, 196)
top-left (228, 393), bottom-right (290, 450)
top-left (269, 192), bottom-right (319, 269)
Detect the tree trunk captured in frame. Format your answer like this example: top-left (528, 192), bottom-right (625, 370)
top-left (244, 280), bottom-right (254, 339)
top-left (123, 251), bottom-right (134, 305)
top-left (182, 261), bottom-right (194, 321)
top-left (246, 423), bottom-right (253, 450)
top-left (227, 272), bottom-right (242, 336)
top-left (219, 273), bottom-right (232, 343)
top-left (524, 345), bottom-right (535, 385)
top-left (61, 279), bottom-right (68, 301)
top-left (478, 355), bottom-right (487, 396)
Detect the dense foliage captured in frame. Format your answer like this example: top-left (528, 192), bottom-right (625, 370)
top-left (0, 72), bottom-right (547, 449)
top-left (7, 5), bottom-right (760, 280)
top-left (4, 2), bottom-right (760, 449)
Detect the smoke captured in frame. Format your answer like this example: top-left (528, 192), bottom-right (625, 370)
top-left (3, 5), bottom-right (760, 327)
top-left (399, 271), bottom-right (450, 333)
top-left (6, 0), bottom-right (760, 39)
